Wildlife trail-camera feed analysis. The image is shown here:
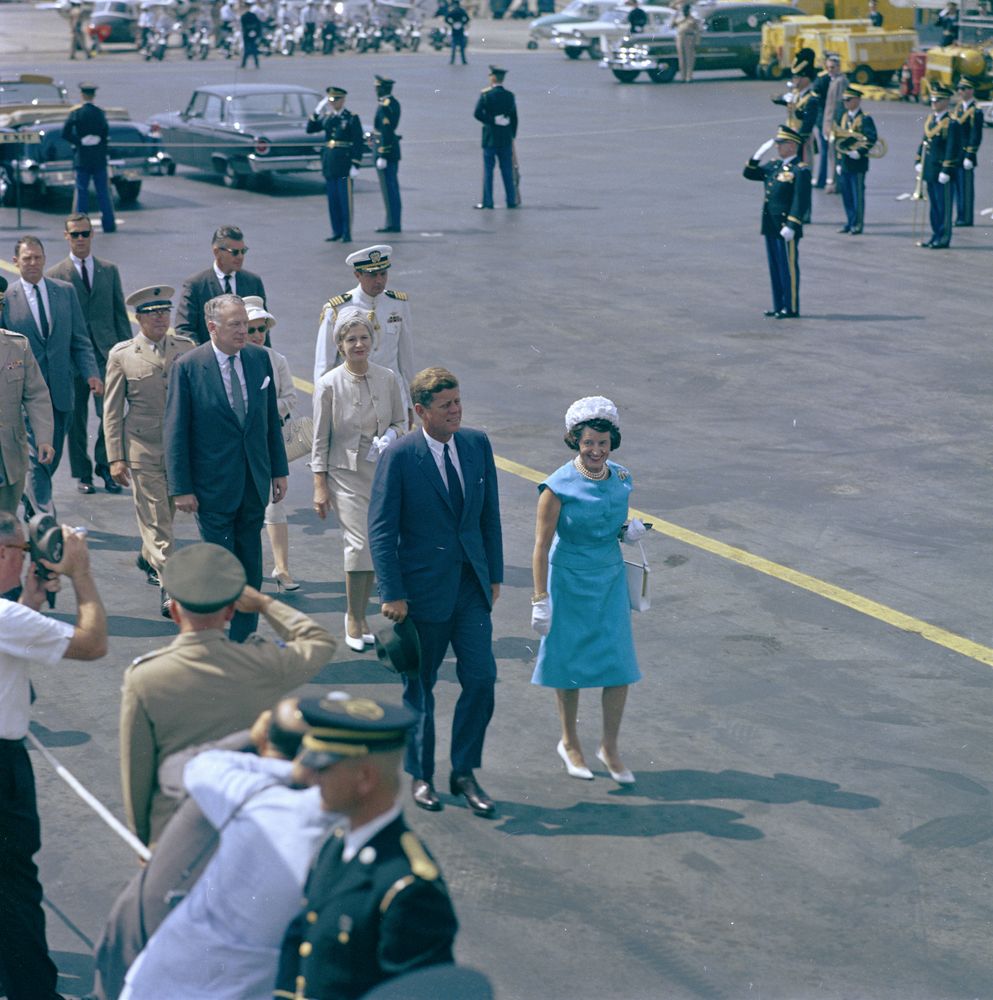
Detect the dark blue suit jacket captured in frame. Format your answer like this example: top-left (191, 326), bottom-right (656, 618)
top-left (163, 342), bottom-right (288, 512)
top-left (369, 427), bottom-right (503, 623)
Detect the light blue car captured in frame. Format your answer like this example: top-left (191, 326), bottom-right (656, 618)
top-left (527, 0), bottom-right (619, 48)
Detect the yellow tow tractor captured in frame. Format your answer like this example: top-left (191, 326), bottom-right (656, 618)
top-left (921, 14), bottom-right (993, 98)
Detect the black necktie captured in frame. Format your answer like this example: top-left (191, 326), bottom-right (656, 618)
top-left (32, 284), bottom-right (49, 340)
top-left (444, 443), bottom-right (463, 520)
top-left (229, 355), bottom-right (246, 426)
top-left (80, 260), bottom-right (91, 293)
top-left (223, 274), bottom-right (232, 295)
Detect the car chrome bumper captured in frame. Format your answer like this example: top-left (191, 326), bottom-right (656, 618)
top-left (246, 153), bottom-right (321, 174)
top-left (608, 58), bottom-right (654, 69)
top-left (549, 36), bottom-right (587, 48)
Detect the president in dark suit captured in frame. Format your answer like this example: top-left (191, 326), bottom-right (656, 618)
top-left (46, 213), bottom-right (131, 494)
top-left (1, 235), bottom-right (100, 515)
top-left (174, 226), bottom-right (267, 345)
top-left (369, 367), bottom-right (503, 817)
top-left (164, 294), bottom-right (288, 641)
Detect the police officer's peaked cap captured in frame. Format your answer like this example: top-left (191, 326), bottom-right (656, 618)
top-left (297, 692), bottom-right (416, 769)
top-left (488, 65), bottom-right (508, 80)
top-left (775, 124), bottom-right (804, 145)
top-left (79, 82), bottom-right (98, 94)
top-left (930, 82), bottom-right (953, 99)
top-left (346, 244), bottom-right (392, 272)
top-left (126, 285), bottom-right (174, 314)
top-left (375, 75), bottom-right (395, 92)
top-left (161, 543), bottom-right (246, 613)
top-left (842, 84), bottom-right (863, 100)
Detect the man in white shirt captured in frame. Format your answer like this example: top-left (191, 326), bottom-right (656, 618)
top-left (0, 514), bottom-right (107, 1000)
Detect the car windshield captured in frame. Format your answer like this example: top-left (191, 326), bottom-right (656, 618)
top-left (108, 125), bottom-right (149, 159)
top-left (224, 92), bottom-right (316, 121)
top-left (0, 82), bottom-right (64, 106)
top-left (93, 1), bottom-right (134, 13)
top-left (600, 9), bottom-right (628, 23)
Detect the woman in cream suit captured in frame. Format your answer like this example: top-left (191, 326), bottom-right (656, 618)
top-left (312, 311), bottom-right (405, 651)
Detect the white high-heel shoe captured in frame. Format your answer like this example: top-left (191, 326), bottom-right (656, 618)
top-left (596, 748), bottom-right (635, 785)
top-left (271, 569), bottom-right (300, 593)
top-left (344, 614), bottom-right (365, 653)
top-left (557, 740), bottom-right (593, 780)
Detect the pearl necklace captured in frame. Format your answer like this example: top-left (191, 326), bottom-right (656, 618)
top-left (574, 456), bottom-right (608, 481)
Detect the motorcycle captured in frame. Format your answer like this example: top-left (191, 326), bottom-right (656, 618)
top-left (186, 23), bottom-right (211, 59)
top-left (429, 24), bottom-right (449, 50)
top-left (143, 23), bottom-right (170, 60)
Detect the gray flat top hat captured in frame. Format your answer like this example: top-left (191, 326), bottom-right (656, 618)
top-left (297, 692), bottom-right (417, 769)
top-left (160, 543), bottom-right (246, 613)
top-left (374, 617), bottom-right (421, 678)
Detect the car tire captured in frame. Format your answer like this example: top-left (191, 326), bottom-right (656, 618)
top-left (647, 63), bottom-right (677, 83)
top-left (851, 64), bottom-right (874, 86)
top-left (612, 69), bottom-right (639, 83)
top-left (564, 45), bottom-right (584, 59)
top-left (742, 61), bottom-right (759, 79)
top-left (114, 179), bottom-right (142, 205)
top-left (526, 39), bottom-right (538, 49)
top-left (766, 57), bottom-right (786, 80)
top-left (220, 161), bottom-right (245, 189)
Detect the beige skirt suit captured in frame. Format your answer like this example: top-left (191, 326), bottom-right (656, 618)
top-left (310, 361), bottom-right (405, 571)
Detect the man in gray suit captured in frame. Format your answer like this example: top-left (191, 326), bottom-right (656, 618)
top-left (46, 213), bottom-right (131, 496)
top-left (174, 226), bottom-right (267, 345)
top-left (1, 236), bottom-right (101, 516)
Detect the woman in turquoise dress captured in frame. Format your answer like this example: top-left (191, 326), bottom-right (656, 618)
top-left (531, 397), bottom-right (646, 785)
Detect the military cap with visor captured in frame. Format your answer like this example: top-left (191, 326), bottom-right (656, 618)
top-left (160, 543), bottom-right (246, 613)
top-left (126, 285), bottom-right (174, 314)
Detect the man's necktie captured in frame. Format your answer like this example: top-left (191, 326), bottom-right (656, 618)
top-left (229, 355), bottom-right (246, 426)
top-left (32, 284), bottom-right (49, 340)
top-left (444, 443), bottom-right (464, 520)
top-left (80, 261), bottom-right (91, 293)
top-left (224, 274), bottom-right (232, 295)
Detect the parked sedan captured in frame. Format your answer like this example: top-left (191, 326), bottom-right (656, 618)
top-left (0, 73), bottom-right (68, 109)
top-left (550, 4), bottom-right (673, 59)
top-left (149, 84), bottom-right (373, 190)
top-left (528, 0), bottom-right (619, 48)
top-left (606, 0), bottom-right (800, 82)
top-left (0, 106), bottom-right (173, 207)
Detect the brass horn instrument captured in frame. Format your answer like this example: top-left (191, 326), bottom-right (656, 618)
top-left (832, 125), bottom-right (887, 158)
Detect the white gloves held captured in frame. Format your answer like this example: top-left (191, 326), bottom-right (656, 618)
top-left (753, 138), bottom-right (775, 160)
top-left (914, 162), bottom-right (923, 174)
top-left (622, 518), bottom-right (648, 544)
top-left (846, 149), bottom-right (860, 159)
top-left (365, 428), bottom-right (397, 462)
top-left (963, 158), bottom-right (974, 170)
top-left (835, 164), bottom-right (842, 175)
top-left (780, 225), bottom-right (795, 241)
top-left (938, 171), bottom-right (950, 185)
top-left (531, 596), bottom-right (551, 636)
top-left (349, 165), bottom-right (360, 179)
top-left (376, 157), bottom-right (387, 170)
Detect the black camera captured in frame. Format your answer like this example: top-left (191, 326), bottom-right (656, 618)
top-left (27, 514), bottom-right (63, 608)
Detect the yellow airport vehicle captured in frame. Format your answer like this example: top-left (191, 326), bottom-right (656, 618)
top-left (922, 44), bottom-right (993, 98)
top-left (760, 14), bottom-right (830, 77)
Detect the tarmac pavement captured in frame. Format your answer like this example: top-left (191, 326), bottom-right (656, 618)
top-left (1, 14), bottom-right (992, 1000)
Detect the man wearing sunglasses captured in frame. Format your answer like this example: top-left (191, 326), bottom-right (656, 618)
top-left (0, 514), bottom-right (107, 1000)
top-left (46, 213), bottom-right (131, 497)
top-left (175, 226), bottom-right (268, 345)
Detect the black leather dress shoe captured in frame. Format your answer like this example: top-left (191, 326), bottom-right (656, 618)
top-left (136, 554), bottom-right (160, 587)
top-left (449, 772), bottom-right (495, 817)
top-left (99, 472), bottom-right (123, 494)
top-left (160, 589), bottom-right (172, 619)
top-left (375, 226), bottom-right (401, 233)
top-left (77, 479), bottom-right (96, 495)
top-left (919, 240), bottom-right (934, 248)
top-left (325, 235), bottom-right (342, 242)
top-left (412, 779), bottom-right (442, 811)
top-left (837, 226), bottom-right (851, 233)
top-left (775, 310), bottom-right (799, 319)
top-left (763, 309), bottom-right (779, 317)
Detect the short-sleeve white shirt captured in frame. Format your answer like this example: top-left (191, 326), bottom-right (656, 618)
top-left (0, 600), bottom-right (73, 739)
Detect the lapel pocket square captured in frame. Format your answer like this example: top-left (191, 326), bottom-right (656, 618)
top-left (260, 375), bottom-right (271, 390)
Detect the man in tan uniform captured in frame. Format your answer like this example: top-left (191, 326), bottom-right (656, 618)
top-left (0, 276), bottom-right (55, 517)
top-left (119, 542), bottom-right (336, 847)
top-left (102, 285), bottom-right (193, 615)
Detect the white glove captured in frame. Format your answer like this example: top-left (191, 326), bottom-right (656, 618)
top-left (530, 597), bottom-right (551, 636)
top-left (846, 150), bottom-right (860, 159)
top-left (349, 165), bottom-right (360, 179)
top-left (780, 225), bottom-right (795, 241)
top-left (375, 156), bottom-right (387, 170)
top-left (622, 518), bottom-right (648, 544)
top-left (963, 158), bottom-right (974, 170)
top-left (835, 164), bottom-right (842, 175)
top-left (494, 114), bottom-right (511, 126)
top-left (365, 427), bottom-right (397, 461)
top-left (938, 171), bottom-right (950, 185)
top-left (914, 162), bottom-right (923, 174)
top-left (314, 96), bottom-right (330, 115)
top-left (753, 138), bottom-right (775, 160)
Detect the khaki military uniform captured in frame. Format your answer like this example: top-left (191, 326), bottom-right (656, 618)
top-left (119, 599), bottom-right (336, 846)
top-left (0, 330), bottom-right (55, 515)
top-left (102, 332), bottom-right (193, 573)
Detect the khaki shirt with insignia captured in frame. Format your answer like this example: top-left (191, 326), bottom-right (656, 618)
top-left (0, 329), bottom-right (54, 486)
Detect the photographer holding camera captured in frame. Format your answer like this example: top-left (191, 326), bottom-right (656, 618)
top-left (0, 512), bottom-right (107, 1000)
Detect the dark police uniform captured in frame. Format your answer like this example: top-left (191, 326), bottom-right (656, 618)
top-left (273, 694), bottom-right (458, 1000)
top-left (307, 90), bottom-right (365, 243)
top-left (916, 91), bottom-right (961, 248)
top-left (473, 67), bottom-right (518, 210)
top-left (374, 77), bottom-right (402, 233)
top-left (61, 86), bottom-right (116, 233)
top-left (445, 0), bottom-right (469, 64)
top-left (833, 88), bottom-right (877, 234)
top-left (952, 84), bottom-right (982, 226)
top-left (743, 125), bottom-right (812, 318)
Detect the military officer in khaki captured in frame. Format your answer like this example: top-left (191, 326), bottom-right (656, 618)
top-left (103, 286), bottom-right (193, 614)
top-left (119, 543), bottom-right (335, 847)
top-left (0, 275), bottom-right (56, 516)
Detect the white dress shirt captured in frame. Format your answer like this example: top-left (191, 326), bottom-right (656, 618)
top-left (211, 343), bottom-right (248, 412)
top-left (422, 428), bottom-right (464, 494)
top-left (19, 277), bottom-right (52, 335)
top-left (213, 262), bottom-right (237, 296)
top-left (70, 251), bottom-right (93, 288)
top-left (342, 801), bottom-right (402, 862)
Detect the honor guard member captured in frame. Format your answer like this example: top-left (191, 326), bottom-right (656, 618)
top-left (307, 87), bottom-right (365, 245)
top-left (374, 77), bottom-right (402, 234)
top-left (775, 48), bottom-right (819, 219)
top-left (743, 124), bottom-right (812, 319)
top-left (274, 693), bottom-right (458, 1000)
top-left (916, 82), bottom-right (961, 248)
top-left (314, 245), bottom-right (414, 419)
top-left (103, 286), bottom-right (194, 614)
top-left (952, 77), bottom-right (982, 226)
top-left (62, 83), bottom-right (116, 234)
top-left (474, 66), bottom-right (518, 210)
top-left (0, 276), bottom-right (55, 517)
top-left (834, 85), bottom-right (877, 234)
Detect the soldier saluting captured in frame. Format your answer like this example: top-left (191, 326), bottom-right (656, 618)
top-left (916, 82), bottom-right (961, 249)
top-left (307, 86), bottom-right (365, 244)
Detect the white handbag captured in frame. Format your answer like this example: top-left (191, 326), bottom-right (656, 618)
top-left (624, 541), bottom-right (650, 613)
top-left (282, 415), bottom-right (314, 464)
